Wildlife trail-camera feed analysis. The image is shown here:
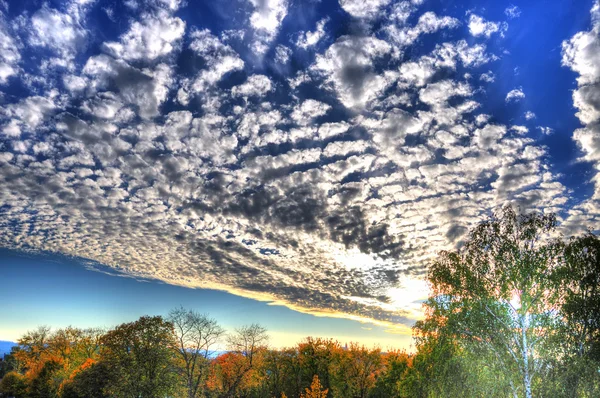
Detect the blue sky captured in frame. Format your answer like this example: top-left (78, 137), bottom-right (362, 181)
top-left (0, 249), bottom-right (412, 349)
top-left (0, 0), bottom-right (599, 347)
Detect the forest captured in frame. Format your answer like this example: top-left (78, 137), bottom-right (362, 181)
top-left (0, 206), bottom-right (599, 398)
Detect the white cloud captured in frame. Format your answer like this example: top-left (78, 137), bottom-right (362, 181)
top-left (385, 11), bottom-right (459, 47)
top-left (339, 0), bottom-right (392, 19)
top-left (311, 35), bottom-right (394, 109)
top-left (2, 95), bottom-right (57, 132)
top-left (291, 99), bottom-right (331, 125)
top-left (561, 2), bottom-right (600, 234)
top-left (0, 17), bottom-right (19, 84)
top-left (468, 14), bottom-right (507, 38)
top-left (525, 111), bottom-right (536, 120)
top-left (103, 10), bottom-right (185, 62)
top-left (562, 1), bottom-right (600, 163)
top-left (398, 40), bottom-right (493, 88)
top-left (247, 0), bottom-right (289, 54)
top-left (82, 54), bottom-right (174, 118)
top-left (296, 18), bottom-right (328, 49)
top-left (511, 125), bottom-right (528, 135)
top-left (504, 5), bottom-right (521, 19)
top-left (506, 88), bottom-right (525, 102)
top-left (480, 71), bottom-right (495, 83)
top-left (178, 29), bottom-right (245, 104)
top-left (537, 126), bottom-right (554, 135)
top-left (232, 75), bottom-right (273, 97)
top-left (275, 44), bottom-right (292, 64)
top-left (28, 5), bottom-right (88, 60)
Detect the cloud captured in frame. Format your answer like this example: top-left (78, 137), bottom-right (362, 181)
top-left (480, 71), bottom-right (495, 82)
top-left (177, 29), bottom-right (245, 105)
top-left (231, 74), bottom-right (274, 97)
top-left (339, 0), bottom-right (392, 19)
top-left (506, 88), bottom-right (525, 102)
top-left (504, 5), bottom-right (521, 19)
top-left (296, 18), bottom-right (328, 49)
top-left (25, 1), bottom-right (94, 65)
top-left (0, 15), bottom-right (20, 84)
top-left (562, 1), bottom-right (600, 162)
top-left (311, 35), bottom-right (394, 109)
top-left (103, 10), bottom-right (185, 62)
top-left (561, 1), bottom-right (600, 233)
top-left (0, 0), bottom-right (586, 333)
top-left (537, 126), bottom-right (554, 135)
top-left (247, 0), bottom-right (289, 54)
top-left (384, 11), bottom-right (460, 47)
top-left (82, 54), bottom-right (174, 118)
top-left (468, 14), bottom-right (507, 38)
top-left (275, 44), bottom-right (292, 64)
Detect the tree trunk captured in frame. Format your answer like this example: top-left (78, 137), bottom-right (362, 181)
top-left (521, 314), bottom-right (532, 398)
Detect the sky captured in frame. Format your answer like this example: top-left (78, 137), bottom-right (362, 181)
top-left (0, 0), bottom-right (599, 349)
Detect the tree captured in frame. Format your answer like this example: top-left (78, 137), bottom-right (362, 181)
top-left (168, 306), bottom-right (225, 398)
top-left (425, 206), bottom-right (563, 398)
top-left (28, 359), bottom-right (61, 398)
top-left (0, 371), bottom-right (28, 397)
top-left (215, 323), bottom-right (268, 397)
top-left (561, 233), bottom-right (600, 360)
top-left (297, 337), bottom-right (340, 395)
top-left (330, 343), bottom-right (380, 398)
top-left (369, 351), bottom-right (412, 398)
top-left (541, 232), bottom-right (600, 397)
top-left (61, 360), bottom-right (111, 398)
top-left (14, 326), bottom-right (52, 376)
top-left (100, 315), bottom-right (181, 398)
top-left (301, 375), bottom-right (328, 398)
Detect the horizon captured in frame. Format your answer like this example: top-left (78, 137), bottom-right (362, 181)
top-left (1, 0), bottom-right (600, 352)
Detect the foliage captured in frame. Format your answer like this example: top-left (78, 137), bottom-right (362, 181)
top-left (300, 375), bottom-right (328, 398)
top-left (0, 371), bottom-right (28, 397)
top-left (99, 315), bottom-right (182, 398)
top-left (426, 206), bottom-right (563, 398)
top-left (2, 209), bottom-right (599, 398)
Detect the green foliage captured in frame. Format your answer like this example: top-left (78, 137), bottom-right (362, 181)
top-left (2, 214), bottom-right (599, 398)
top-left (61, 362), bottom-right (111, 398)
top-left (369, 351), bottom-right (411, 398)
top-left (0, 371), bottom-right (28, 397)
top-left (426, 206), bottom-right (564, 397)
top-left (100, 315), bottom-right (182, 398)
top-left (28, 359), bottom-right (61, 398)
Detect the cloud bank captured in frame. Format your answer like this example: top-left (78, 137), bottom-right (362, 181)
top-left (0, 0), bottom-right (597, 332)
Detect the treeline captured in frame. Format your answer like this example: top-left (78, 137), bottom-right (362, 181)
top-left (0, 315), bottom-right (411, 398)
top-left (1, 206), bottom-right (600, 397)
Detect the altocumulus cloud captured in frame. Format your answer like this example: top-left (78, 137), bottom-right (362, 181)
top-left (0, 0), bottom-right (597, 332)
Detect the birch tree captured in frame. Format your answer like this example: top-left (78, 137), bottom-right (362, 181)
top-left (426, 206), bottom-right (563, 398)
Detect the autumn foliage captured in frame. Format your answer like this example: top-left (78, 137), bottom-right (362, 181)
top-left (1, 208), bottom-right (600, 397)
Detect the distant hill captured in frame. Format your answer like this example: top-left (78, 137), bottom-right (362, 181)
top-left (0, 340), bottom-right (15, 357)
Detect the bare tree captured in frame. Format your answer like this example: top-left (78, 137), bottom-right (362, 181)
top-left (168, 306), bottom-right (225, 398)
top-left (227, 323), bottom-right (268, 367)
top-left (219, 323), bottom-right (269, 397)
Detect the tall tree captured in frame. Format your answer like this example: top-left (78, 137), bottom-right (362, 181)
top-left (543, 232), bottom-right (600, 396)
top-left (168, 306), bottom-right (225, 398)
top-left (100, 315), bottom-right (181, 398)
top-left (426, 206), bottom-right (563, 398)
top-left (561, 233), bottom-right (600, 360)
top-left (218, 323), bottom-right (268, 398)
